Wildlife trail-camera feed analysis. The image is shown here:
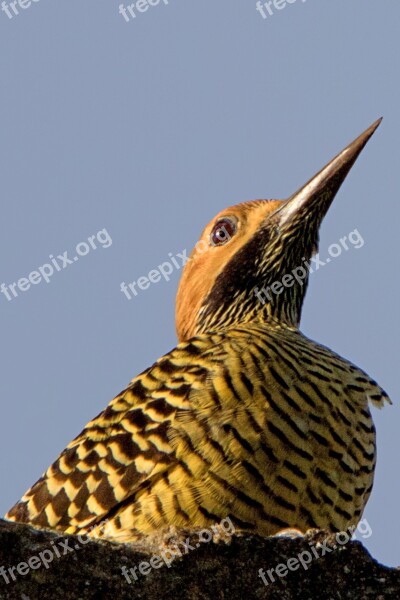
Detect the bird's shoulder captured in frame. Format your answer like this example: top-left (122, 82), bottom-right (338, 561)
top-left (4, 333), bottom-right (237, 531)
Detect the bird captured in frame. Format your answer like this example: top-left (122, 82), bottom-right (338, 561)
top-left (5, 119), bottom-right (391, 543)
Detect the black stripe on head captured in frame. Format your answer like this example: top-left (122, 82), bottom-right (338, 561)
top-left (202, 225), bottom-right (273, 317)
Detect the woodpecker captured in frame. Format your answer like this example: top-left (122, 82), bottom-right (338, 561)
top-left (6, 119), bottom-right (390, 542)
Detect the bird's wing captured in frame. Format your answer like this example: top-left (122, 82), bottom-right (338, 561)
top-left (5, 337), bottom-right (220, 533)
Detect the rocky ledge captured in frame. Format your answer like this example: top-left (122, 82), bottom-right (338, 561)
top-left (0, 519), bottom-right (399, 599)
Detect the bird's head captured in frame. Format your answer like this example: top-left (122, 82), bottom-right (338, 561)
top-left (176, 119), bottom-right (381, 342)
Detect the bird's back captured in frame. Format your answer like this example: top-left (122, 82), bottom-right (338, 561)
top-left (6, 323), bottom-right (389, 542)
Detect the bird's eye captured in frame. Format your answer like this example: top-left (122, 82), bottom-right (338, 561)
top-left (210, 218), bottom-right (237, 246)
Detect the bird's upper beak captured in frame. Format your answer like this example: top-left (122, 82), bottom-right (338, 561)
top-left (276, 118), bottom-right (382, 232)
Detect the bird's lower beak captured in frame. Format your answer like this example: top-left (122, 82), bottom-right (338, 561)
top-left (276, 118), bottom-right (382, 232)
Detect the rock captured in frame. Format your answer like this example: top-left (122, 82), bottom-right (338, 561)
top-left (0, 519), bottom-right (399, 599)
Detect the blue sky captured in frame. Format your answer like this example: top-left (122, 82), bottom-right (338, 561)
top-left (0, 0), bottom-right (399, 569)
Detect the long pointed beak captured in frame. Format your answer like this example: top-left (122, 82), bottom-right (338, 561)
top-left (277, 118), bottom-right (382, 230)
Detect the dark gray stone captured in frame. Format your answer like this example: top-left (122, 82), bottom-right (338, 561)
top-left (0, 519), bottom-right (399, 600)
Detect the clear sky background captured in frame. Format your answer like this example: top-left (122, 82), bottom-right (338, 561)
top-left (0, 0), bottom-right (399, 569)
